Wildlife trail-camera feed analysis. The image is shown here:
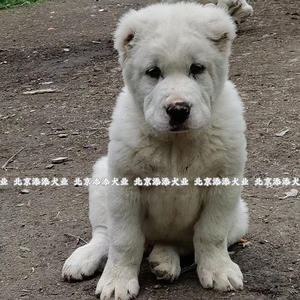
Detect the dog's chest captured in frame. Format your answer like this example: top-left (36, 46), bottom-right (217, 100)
top-left (134, 138), bottom-right (214, 243)
top-left (140, 183), bottom-right (203, 243)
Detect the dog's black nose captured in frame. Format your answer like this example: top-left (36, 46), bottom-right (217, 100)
top-left (166, 102), bottom-right (190, 126)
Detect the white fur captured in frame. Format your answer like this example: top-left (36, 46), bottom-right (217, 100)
top-left (62, 3), bottom-right (249, 299)
top-left (163, 0), bottom-right (253, 24)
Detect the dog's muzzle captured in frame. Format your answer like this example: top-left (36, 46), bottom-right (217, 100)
top-left (166, 102), bottom-right (190, 128)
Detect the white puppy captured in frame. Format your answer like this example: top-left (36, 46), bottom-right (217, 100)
top-left (62, 3), bottom-right (249, 300)
top-left (164, 0), bottom-right (253, 24)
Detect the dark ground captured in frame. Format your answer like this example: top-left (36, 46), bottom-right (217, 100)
top-left (0, 0), bottom-right (299, 299)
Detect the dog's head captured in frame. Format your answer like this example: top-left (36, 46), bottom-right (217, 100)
top-left (114, 3), bottom-right (236, 132)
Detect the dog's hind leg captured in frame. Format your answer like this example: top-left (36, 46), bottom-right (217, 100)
top-left (62, 157), bottom-right (109, 281)
top-left (227, 198), bottom-right (249, 247)
top-left (148, 244), bottom-right (181, 282)
top-left (217, 0), bottom-right (253, 24)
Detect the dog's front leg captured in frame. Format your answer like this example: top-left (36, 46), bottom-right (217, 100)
top-left (95, 185), bottom-right (144, 300)
top-left (194, 185), bottom-right (244, 292)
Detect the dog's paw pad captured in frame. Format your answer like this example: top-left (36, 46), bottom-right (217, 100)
top-left (228, 0), bottom-right (242, 13)
top-left (151, 262), bottom-right (181, 282)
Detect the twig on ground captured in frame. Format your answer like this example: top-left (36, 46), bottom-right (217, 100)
top-left (181, 263), bottom-right (197, 275)
top-left (1, 147), bottom-right (25, 171)
top-left (64, 233), bottom-right (88, 247)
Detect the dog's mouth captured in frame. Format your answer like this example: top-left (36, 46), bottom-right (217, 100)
top-left (169, 125), bottom-right (189, 132)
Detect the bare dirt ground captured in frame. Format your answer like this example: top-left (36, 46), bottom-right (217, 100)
top-left (0, 0), bottom-right (299, 299)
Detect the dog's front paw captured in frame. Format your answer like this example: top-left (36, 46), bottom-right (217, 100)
top-left (62, 243), bottom-right (107, 281)
top-left (149, 246), bottom-right (181, 282)
top-left (95, 266), bottom-right (139, 300)
top-left (197, 259), bottom-right (243, 292)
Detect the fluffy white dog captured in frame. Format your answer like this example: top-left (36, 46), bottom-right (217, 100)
top-left (164, 0), bottom-right (253, 24)
top-left (62, 3), bottom-right (249, 300)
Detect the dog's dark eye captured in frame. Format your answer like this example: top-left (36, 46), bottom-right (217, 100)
top-left (189, 64), bottom-right (205, 78)
top-left (146, 67), bottom-right (162, 79)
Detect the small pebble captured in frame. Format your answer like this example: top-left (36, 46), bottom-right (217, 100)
top-left (20, 189), bottom-right (29, 194)
top-left (83, 144), bottom-right (97, 149)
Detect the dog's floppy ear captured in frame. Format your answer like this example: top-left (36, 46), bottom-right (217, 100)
top-left (203, 7), bottom-right (236, 52)
top-left (114, 9), bottom-right (143, 67)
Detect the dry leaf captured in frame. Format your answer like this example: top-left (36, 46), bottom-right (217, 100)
top-left (19, 246), bottom-right (31, 252)
top-left (275, 129), bottom-right (289, 137)
top-left (51, 157), bottom-right (68, 164)
top-left (282, 189), bottom-right (298, 199)
top-left (23, 89), bottom-right (57, 95)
